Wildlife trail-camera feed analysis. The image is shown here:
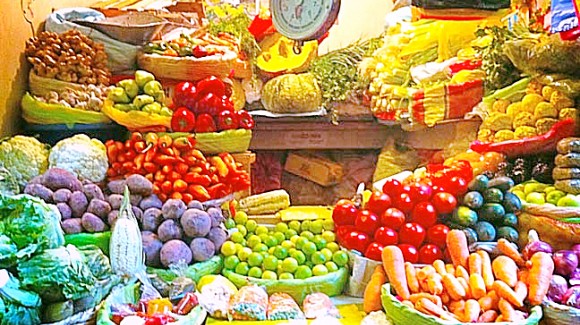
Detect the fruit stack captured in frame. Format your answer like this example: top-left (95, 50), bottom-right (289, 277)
top-left (554, 137), bottom-right (580, 195)
top-left (510, 181), bottom-right (580, 207)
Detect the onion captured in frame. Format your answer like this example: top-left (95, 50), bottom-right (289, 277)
top-left (571, 244), bottom-right (580, 261)
top-left (548, 275), bottom-right (569, 303)
top-left (554, 250), bottom-right (579, 277)
top-left (563, 286), bottom-right (580, 309)
top-left (570, 269), bottom-right (580, 286)
top-left (522, 240), bottom-right (553, 261)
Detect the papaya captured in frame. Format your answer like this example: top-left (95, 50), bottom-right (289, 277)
top-left (257, 33), bottom-right (318, 76)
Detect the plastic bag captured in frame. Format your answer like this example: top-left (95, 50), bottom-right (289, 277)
top-left (147, 255), bottom-right (223, 283)
top-left (504, 36), bottom-right (580, 76)
top-left (194, 129), bottom-right (252, 154)
top-left (551, 0), bottom-right (579, 34)
top-left (411, 0), bottom-right (510, 10)
top-left (101, 100), bottom-right (171, 131)
top-left (21, 93), bottom-right (111, 127)
top-left (45, 8), bottom-right (138, 73)
top-left (228, 285), bottom-right (268, 321)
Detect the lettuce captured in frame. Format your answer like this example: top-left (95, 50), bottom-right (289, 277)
top-left (0, 269), bottom-right (42, 325)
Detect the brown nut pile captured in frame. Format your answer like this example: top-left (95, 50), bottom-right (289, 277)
top-left (26, 30), bottom-right (111, 85)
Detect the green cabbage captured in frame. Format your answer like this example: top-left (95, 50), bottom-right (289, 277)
top-left (0, 194), bottom-right (64, 268)
top-left (0, 136), bottom-right (49, 188)
top-left (78, 245), bottom-right (112, 281)
top-left (0, 270), bottom-right (42, 325)
top-left (261, 73), bottom-right (322, 113)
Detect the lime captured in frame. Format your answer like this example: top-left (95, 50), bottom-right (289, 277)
top-left (248, 252), bottom-right (264, 267)
top-left (284, 229), bottom-right (298, 239)
top-left (235, 262), bottom-right (249, 275)
top-left (231, 232), bottom-right (245, 244)
top-left (273, 232), bottom-right (285, 244)
top-left (288, 220), bottom-right (301, 232)
top-left (322, 219), bottom-right (335, 231)
top-left (310, 220), bottom-right (324, 234)
top-left (295, 237), bottom-right (309, 249)
top-left (282, 257), bottom-right (299, 273)
top-left (234, 243), bottom-right (244, 253)
top-left (262, 271), bottom-right (278, 280)
top-left (263, 236), bottom-right (278, 248)
top-left (225, 218), bottom-right (236, 229)
top-left (234, 212), bottom-right (248, 225)
top-left (295, 265), bottom-right (313, 279)
top-left (275, 222), bottom-right (289, 233)
top-left (281, 240), bottom-right (295, 250)
top-left (322, 231), bottom-right (336, 243)
top-left (320, 248), bottom-right (333, 261)
top-left (258, 233), bottom-right (269, 243)
top-left (236, 225), bottom-right (247, 237)
top-left (332, 251), bottom-right (349, 267)
top-left (312, 264), bottom-right (329, 276)
top-left (290, 250), bottom-right (307, 265)
top-left (305, 261), bottom-right (314, 268)
top-left (247, 235), bottom-right (262, 248)
top-left (312, 235), bottom-right (327, 250)
top-left (311, 251), bottom-right (327, 265)
top-left (224, 255), bottom-right (240, 270)
top-left (288, 247), bottom-right (298, 256)
top-left (237, 247), bottom-right (253, 262)
top-left (325, 261), bottom-right (339, 273)
top-left (255, 225), bottom-right (269, 235)
top-left (268, 246), bottom-right (276, 255)
top-left (326, 242), bottom-right (340, 253)
top-left (220, 241), bottom-right (237, 256)
top-left (289, 235), bottom-right (300, 244)
top-left (253, 243), bottom-right (268, 253)
top-left (300, 231), bottom-right (314, 241)
top-left (279, 272), bottom-right (294, 280)
top-left (300, 220), bottom-right (311, 232)
top-left (263, 255), bottom-right (279, 271)
top-left (301, 242), bottom-right (317, 256)
top-left (248, 267), bottom-right (263, 278)
top-left (273, 246), bottom-right (289, 260)
top-left (245, 220), bottom-right (258, 233)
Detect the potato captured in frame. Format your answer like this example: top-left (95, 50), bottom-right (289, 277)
top-left (107, 194), bottom-right (123, 210)
top-left (126, 174), bottom-right (153, 196)
top-left (160, 240), bottom-right (192, 268)
top-left (142, 231), bottom-right (163, 267)
top-left (81, 213), bottom-right (108, 233)
top-left (207, 207), bottom-right (224, 228)
top-left (56, 203), bottom-right (72, 220)
top-left (87, 199), bottom-right (111, 219)
top-left (180, 209), bottom-right (211, 237)
top-left (53, 189), bottom-right (72, 203)
top-left (107, 180), bottom-right (126, 194)
top-left (132, 206), bottom-right (143, 223)
top-left (157, 220), bottom-right (183, 242)
top-left (107, 210), bottom-right (119, 226)
top-left (187, 200), bottom-right (204, 210)
top-left (142, 208), bottom-right (163, 232)
top-left (161, 199), bottom-right (186, 220)
top-left (130, 194), bottom-right (142, 206)
top-left (207, 227), bottom-right (228, 252)
top-left (190, 238), bottom-right (215, 262)
top-left (61, 218), bottom-right (82, 234)
top-left (42, 168), bottom-right (82, 192)
top-left (140, 195), bottom-right (163, 210)
top-left (24, 184), bottom-right (54, 203)
top-left (28, 175), bottom-right (44, 185)
top-left (69, 191), bottom-right (88, 218)
top-left (83, 184), bottom-right (104, 201)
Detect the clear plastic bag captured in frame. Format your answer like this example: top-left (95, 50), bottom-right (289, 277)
top-left (504, 36), bottom-right (580, 76)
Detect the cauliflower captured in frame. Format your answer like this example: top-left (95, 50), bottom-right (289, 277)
top-left (550, 90), bottom-right (575, 110)
top-left (477, 128), bottom-right (494, 143)
top-left (513, 112), bottom-right (536, 128)
top-left (542, 86), bottom-right (555, 101)
top-left (514, 126), bottom-right (537, 139)
top-left (526, 80), bottom-right (543, 95)
top-left (491, 99), bottom-right (510, 114)
top-left (0, 136), bottom-right (49, 188)
top-left (48, 134), bottom-right (108, 183)
top-left (536, 118), bottom-right (558, 134)
top-left (494, 130), bottom-right (515, 142)
top-left (486, 113), bottom-right (513, 131)
top-left (534, 102), bottom-right (558, 119)
top-left (506, 102), bottom-right (523, 118)
top-left (560, 108), bottom-right (578, 121)
top-left (521, 94), bottom-right (544, 114)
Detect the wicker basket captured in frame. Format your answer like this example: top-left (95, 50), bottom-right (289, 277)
top-left (541, 300), bottom-right (580, 325)
top-left (517, 203), bottom-right (580, 251)
top-left (28, 71), bottom-right (85, 97)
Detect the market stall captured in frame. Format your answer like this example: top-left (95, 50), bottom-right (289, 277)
top-left (0, 0), bottom-right (579, 324)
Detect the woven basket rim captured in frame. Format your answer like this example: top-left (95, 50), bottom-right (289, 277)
top-left (138, 50), bottom-right (238, 63)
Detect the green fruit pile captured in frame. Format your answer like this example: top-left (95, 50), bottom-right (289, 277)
top-left (220, 212), bottom-right (347, 280)
top-left (446, 175), bottom-right (522, 244)
top-left (510, 180), bottom-right (580, 207)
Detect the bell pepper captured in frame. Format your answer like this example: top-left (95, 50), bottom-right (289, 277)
top-left (217, 110), bottom-right (239, 131)
top-left (196, 76), bottom-right (226, 99)
top-left (237, 110), bottom-right (254, 129)
top-left (173, 81), bottom-right (197, 109)
top-left (171, 107), bottom-right (196, 132)
top-left (192, 45), bottom-right (209, 58)
top-left (64, 232), bottom-right (111, 255)
top-left (144, 314), bottom-right (174, 325)
top-left (172, 136), bottom-right (195, 150)
top-left (248, 11), bottom-right (275, 41)
top-left (195, 92), bottom-right (221, 115)
top-left (195, 114), bottom-right (217, 133)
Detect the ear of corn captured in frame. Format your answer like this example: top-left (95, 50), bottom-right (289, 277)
top-left (109, 186), bottom-right (143, 277)
top-left (238, 190), bottom-right (290, 215)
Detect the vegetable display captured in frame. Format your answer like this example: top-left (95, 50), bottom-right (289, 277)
top-left (144, 30), bottom-right (241, 59)
top-left (48, 134), bottom-right (109, 183)
top-left (0, 136), bottom-right (50, 188)
top-left (32, 84), bottom-right (112, 112)
top-left (107, 70), bottom-right (172, 117)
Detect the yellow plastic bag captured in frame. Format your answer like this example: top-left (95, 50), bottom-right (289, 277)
top-left (21, 93), bottom-right (111, 126)
top-left (195, 129), bottom-right (252, 154)
top-left (101, 99), bottom-right (171, 131)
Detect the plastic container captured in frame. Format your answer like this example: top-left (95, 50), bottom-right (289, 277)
top-left (22, 122), bottom-right (127, 146)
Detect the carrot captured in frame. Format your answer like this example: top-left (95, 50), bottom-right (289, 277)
top-left (528, 251), bottom-right (555, 306)
top-left (415, 298), bottom-right (457, 321)
top-left (496, 315), bottom-right (505, 322)
top-left (401, 300), bottom-right (415, 309)
top-left (493, 280), bottom-right (523, 308)
top-left (470, 273), bottom-right (486, 299)
top-left (469, 253), bottom-right (482, 275)
top-left (457, 277), bottom-right (471, 299)
top-left (382, 246), bottom-right (410, 300)
top-left (447, 230), bottom-right (469, 268)
top-left (417, 265), bottom-right (436, 280)
top-left (514, 281), bottom-right (528, 303)
top-left (462, 299), bottom-right (480, 323)
top-left (497, 239), bottom-right (526, 267)
top-left (363, 266), bottom-right (387, 313)
top-left (449, 300), bottom-right (465, 313)
top-left (518, 269), bottom-right (529, 283)
top-left (419, 278), bottom-right (430, 292)
top-left (405, 262), bottom-right (420, 294)
top-left (442, 273), bottom-right (467, 300)
top-left (478, 310), bottom-right (498, 323)
top-left (433, 259), bottom-right (447, 275)
top-left (492, 256), bottom-right (518, 287)
top-left (498, 298), bottom-right (517, 322)
top-left (455, 265), bottom-right (469, 283)
top-left (409, 293), bottom-right (442, 307)
top-left (446, 264), bottom-right (456, 274)
top-left (441, 292), bottom-right (450, 304)
top-left (428, 273), bottom-right (444, 295)
top-left (478, 250), bottom-right (495, 290)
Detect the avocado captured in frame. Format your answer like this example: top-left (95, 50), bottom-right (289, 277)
top-left (463, 191), bottom-right (484, 209)
top-left (474, 221), bottom-right (496, 242)
top-left (468, 175), bottom-right (489, 193)
top-left (462, 228), bottom-right (478, 245)
top-left (478, 203), bottom-right (506, 223)
top-left (452, 206), bottom-right (478, 227)
top-left (42, 300), bottom-right (74, 323)
top-left (488, 176), bottom-right (515, 192)
top-left (502, 213), bottom-right (518, 227)
top-left (496, 226), bottom-right (519, 244)
top-left (502, 192), bottom-right (522, 213)
top-left (483, 188), bottom-right (504, 203)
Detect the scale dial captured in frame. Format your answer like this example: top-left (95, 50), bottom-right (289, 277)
top-left (270, 0), bottom-right (341, 41)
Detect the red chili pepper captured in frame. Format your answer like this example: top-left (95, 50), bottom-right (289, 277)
top-left (124, 150), bottom-right (137, 161)
top-left (144, 162), bottom-right (158, 173)
top-left (183, 149), bottom-right (206, 161)
top-left (196, 76), bottom-right (226, 99)
top-left (174, 81), bottom-right (197, 109)
top-left (195, 114), bottom-right (217, 133)
top-left (192, 45), bottom-right (209, 58)
top-left (219, 153), bottom-right (238, 171)
top-left (134, 141), bottom-right (147, 153)
top-left (188, 184), bottom-right (211, 201)
top-left (107, 143), bottom-right (120, 163)
top-left (154, 155), bottom-right (177, 165)
top-left (171, 192), bottom-right (183, 200)
top-left (182, 193), bottom-right (193, 204)
top-left (174, 162), bottom-right (189, 175)
top-left (106, 168), bottom-right (117, 178)
top-left (173, 136), bottom-right (195, 150)
top-left (217, 110), bottom-right (239, 131)
top-left (167, 171), bottom-right (182, 182)
top-left (173, 179), bottom-right (188, 193)
top-left (145, 146), bottom-right (158, 162)
top-left (161, 181), bottom-right (173, 194)
top-left (208, 183), bottom-right (228, 199)
top-left (248, 12), bottom-right (275, 41)
top-left (158, 135), bottom-right (173, 148)
top-left (160, 146), bottom-right (177, 157)
top-left (134, 153), bottom-right (145, 170)
top-left (171, 107), bottom-right (196, 132)
top-left (237, 110), bottom-right (255, 129)
top-left (184, 173), bottom-right (212, 187)
top-left (155, 171), bottom-right (166, 183)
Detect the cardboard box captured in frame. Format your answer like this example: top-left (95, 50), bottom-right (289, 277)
top-left (284, 152), bottom-right (344, 187)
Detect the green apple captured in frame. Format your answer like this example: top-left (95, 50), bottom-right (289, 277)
top-left (525, 192), bottom-right (546, 205)
top-left (524, 183), bottom-right (548, 195)
top-left (543, 186), bottom-right (556, 194)
top-left (557, 194), bottom-right (580, 207)
top-left (512, 190), bottom-right (526, 202)
top-left (546, 190), bottom-right (566, 205)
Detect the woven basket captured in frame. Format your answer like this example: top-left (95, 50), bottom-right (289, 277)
top-left (541, 300), bottom-right (580, 325)
top-left (28, 71), bottom-right (85, 97)
top-left (381, 283), bottom-right (543, 325)
top-left (42, 305), bottom-right (99, 325)
top-left (101, 99), bottom-right (171, 131)
top-left (517, 204), bottom-right (580, 251)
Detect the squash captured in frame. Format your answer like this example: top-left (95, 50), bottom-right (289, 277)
top-left (261, 73), bottom-right (322, 113)
top-left (257, 33), bottom-right (318, 76)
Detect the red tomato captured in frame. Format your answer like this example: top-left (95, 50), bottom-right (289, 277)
top-left (382, 178), bottom-right (403, 197)
top-left (354, 210), bottom-right (381, 236)
top-left (336, 225), bottom-right (356, 245)
top-left (380, 208), bottom-right (406, 230)
top-left (394, 192), bottom-right (414, 214)
top-left (427, 224), bottom-right (450, 248)
top-left (409, 183), bottom-right (433, 202)
top-left (344, 231), bottom-right (371, 253)
top-left (445, 176), bottom-right (468, 197)
top-left (399, 223), bottom-right (426, 247)
top-left (364, 242), bottom-right (385, 261)
top-left (431, 185), bottom-right (447, 194)
top-left (410, 202), bottom-right (437, 228)
top-left (431, 192), bottom-right (457, 214)
top-left (332, 200), bottom-right (358, 226)
top-left (374, 227), bottom-right (398, 245)
top-left (419, 244), bottom-right (443, 264)
top-left (366, 191), bottom-right (392, 215)
top-left (398, 244), bottom-right (419, 263)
